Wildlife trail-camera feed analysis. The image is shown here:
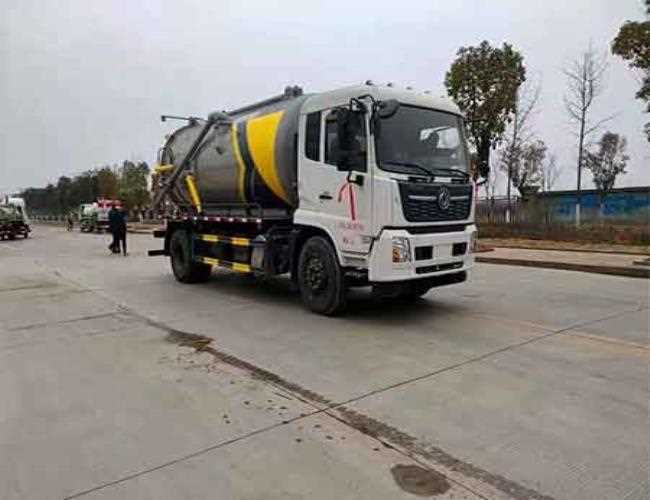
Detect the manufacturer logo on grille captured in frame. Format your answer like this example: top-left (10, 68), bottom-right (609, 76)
top-left (437, 187), bottom-right (451, 210)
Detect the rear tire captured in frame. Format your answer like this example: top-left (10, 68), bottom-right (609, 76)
top-left (297, 236), bottom-right (346, 316)
top-left (169, 229), bottom-right (212, 284)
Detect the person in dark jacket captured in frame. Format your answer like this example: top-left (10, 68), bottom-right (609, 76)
top-left (108, 204), bottom-right (127, 255)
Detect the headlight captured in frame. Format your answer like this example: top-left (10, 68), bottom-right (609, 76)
top-left (469, 231), bottom-right (477, 253)
top-left (392, 237), bottom-right (411, 263)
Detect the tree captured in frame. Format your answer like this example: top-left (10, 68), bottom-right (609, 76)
top-left (584, 132), bottom-right (629, 216)
top-left (498, 80), bottom-right (540, 211)
top-left (56, 176), bottom-right (73, 212)
top-left (612, 2), bottom-right (650, 142)
top-left (96, 166), bottom-right (119, 199)
top-left (69, 170), bottom-right (98, 207)
top-left (118, 161), bottom-right (150, 211)
top-left (485, 166), bottom-right (499, 200)
top-left (512, 139), bottom-right (546, 198)
top-left (563, 46), bottom-right (611, 226)
top-left (540, 153), bottom-right (561, 192)
top-left (445, 40), bottom-right (526, 182)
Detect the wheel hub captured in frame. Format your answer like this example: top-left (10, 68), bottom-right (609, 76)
top-left (305, 256), bottom-right (327, 292)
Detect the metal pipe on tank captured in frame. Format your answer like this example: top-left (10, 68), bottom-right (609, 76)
top-left (227, 86), bottom-right (303, 117)
top-left (152, 115), bottom-right (216, 210)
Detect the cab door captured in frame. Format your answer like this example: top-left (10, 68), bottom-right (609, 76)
top-left (295, 108), bottom-right (373, 256)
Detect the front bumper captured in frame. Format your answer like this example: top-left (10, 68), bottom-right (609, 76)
top-left (368, 225), bottom-right (476, 282)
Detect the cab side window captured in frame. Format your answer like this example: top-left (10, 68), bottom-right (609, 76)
top-left (324, 110), bottom-right (367, 171)
top-left (305, 111), bottom-right (321, 161)
top-left (324, 113), bottom-right (340, 166)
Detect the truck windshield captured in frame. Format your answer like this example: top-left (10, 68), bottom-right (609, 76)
top-left (376, 105), bottom-right (469, 178)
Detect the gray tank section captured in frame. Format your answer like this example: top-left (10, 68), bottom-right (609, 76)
top-left (159, 90), bottom-right (308, 211)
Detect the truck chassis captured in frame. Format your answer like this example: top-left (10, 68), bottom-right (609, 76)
top-left (150, 206), bottom-right (468, 315)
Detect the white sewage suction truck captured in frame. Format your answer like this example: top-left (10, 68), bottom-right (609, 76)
top-left (149, 84), bottom-right (476, 315)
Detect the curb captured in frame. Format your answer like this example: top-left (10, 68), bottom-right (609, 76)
top-left (480, 243), bottom-right (649, 257)
top-left (475, 256), bottom-right (650, 279)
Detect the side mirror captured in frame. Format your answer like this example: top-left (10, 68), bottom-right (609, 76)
top-left (377, 99), bottom-right (399, 119)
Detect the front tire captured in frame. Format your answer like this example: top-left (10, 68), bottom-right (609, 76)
top-left (297, 236), bottom-right (347, 316)
top-left (169, 229), bottom-right (212, 283)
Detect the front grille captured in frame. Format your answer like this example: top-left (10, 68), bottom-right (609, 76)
top-left (416, 261), bottom-right (463, 275)
top-left (398, 182), bottom-right (472, 222)
top-left (405, 224), bottom-right (468, 234)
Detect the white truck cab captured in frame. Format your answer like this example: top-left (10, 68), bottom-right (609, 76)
top-left (294, 85), bottom-right (476, 287)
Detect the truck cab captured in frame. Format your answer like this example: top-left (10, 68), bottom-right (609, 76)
top-left (294, 85), bottom-right (475, 294)
top-left (79, 199), bottom-right (122, 233)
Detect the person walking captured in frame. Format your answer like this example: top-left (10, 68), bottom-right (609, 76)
top-left (66, 211), bottom-right (74, 231)
top-left (108, 204), bottom-right (128, 255)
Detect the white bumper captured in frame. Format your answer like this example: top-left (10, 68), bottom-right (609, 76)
top-left (368, 225), bottom-right (476, 282)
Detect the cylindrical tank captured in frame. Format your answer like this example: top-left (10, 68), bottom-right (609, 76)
top-left (159, 92), bottom-right (309, 211)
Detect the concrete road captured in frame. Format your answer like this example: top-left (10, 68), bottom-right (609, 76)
top-left (1, 224), bottom-right (648, 500)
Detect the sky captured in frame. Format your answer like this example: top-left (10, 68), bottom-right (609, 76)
top-left (1, 0), bottom-right (648, 196)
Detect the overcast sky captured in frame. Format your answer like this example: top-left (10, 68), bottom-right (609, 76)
top-left (1, 0), bottom-right (648, 195)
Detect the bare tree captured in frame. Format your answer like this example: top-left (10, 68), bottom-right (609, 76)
top-left (500, 81), bottom-right (541, 206)
top-left (584, 132), bottom-right (629, 218)
top-left (540, 153), bottom-right (562, 192)
top-left (563, 46), bottom-right (612, 226)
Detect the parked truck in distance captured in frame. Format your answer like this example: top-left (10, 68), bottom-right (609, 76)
top-left (149, 84), bottom-right (476, 315)
top-left (79, 199), bottom-right (122, 232)
top-left (0, 203), bottom-right (30, 240)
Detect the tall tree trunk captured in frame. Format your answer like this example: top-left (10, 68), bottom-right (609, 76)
top-left (506, 110), bottom-right (518, 224)
top-left (477, 133), bottom-right (491, 181)
top-left (576, 107), bottom-right (586, 228)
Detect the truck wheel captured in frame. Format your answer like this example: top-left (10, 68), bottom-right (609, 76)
top-left (169, 230), bottom-right (212, 284)
top-left (297, 236), bottom-right (347, 315)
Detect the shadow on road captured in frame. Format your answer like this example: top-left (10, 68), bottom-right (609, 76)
top-left (196, 270), bottom-right (469, 323)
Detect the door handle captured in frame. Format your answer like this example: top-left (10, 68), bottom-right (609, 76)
top-left (319, 192), bottom-right (333, 200)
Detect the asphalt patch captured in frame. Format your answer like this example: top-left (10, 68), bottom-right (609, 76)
top-left (391, 464), bottom-right (450, 497)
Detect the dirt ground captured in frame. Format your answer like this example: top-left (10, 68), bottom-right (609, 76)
top-left (479, 237), bottom-right (650, 255)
